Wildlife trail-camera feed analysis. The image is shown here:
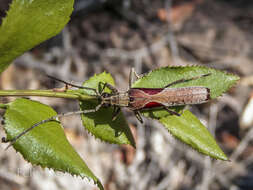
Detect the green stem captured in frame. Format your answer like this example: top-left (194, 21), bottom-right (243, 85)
top-left (0, 89), bottom-right (96, 101)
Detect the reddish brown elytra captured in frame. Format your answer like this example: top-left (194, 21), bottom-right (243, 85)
top-left (2, 68), bottom-right (211, 148)
top-left (128, 87), bottom-right (209, 114)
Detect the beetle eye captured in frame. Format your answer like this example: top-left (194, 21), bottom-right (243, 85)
top-left (130, 97), bottom-right (134, 102)
top-left (102, 92), bottom-right (110, 98)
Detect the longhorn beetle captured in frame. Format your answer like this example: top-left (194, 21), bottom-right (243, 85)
top-left (2, 68), bottom-right (211, 149)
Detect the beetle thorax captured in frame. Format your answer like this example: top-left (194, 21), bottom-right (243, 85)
top-left (103, 92), bottom-right (129, 107)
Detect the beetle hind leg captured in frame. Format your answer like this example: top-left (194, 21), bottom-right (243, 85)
top-left (163, 106), bottom-right (181, 116)
top-left (134, 110), bottom-right (143, 123)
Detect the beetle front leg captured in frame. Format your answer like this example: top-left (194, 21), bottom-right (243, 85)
top-left (99, 82), bottom-right (118, 94)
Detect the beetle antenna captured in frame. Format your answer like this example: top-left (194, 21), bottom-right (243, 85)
top-left (46, 75), bottom-right (98, 95)
top-left (165, 73), bottom-right (211, 88)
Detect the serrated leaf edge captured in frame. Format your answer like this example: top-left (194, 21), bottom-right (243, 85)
top-left (82, 116), bottom-right (136, 148)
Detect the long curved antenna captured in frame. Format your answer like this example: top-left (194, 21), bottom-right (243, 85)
top-left (165, 73), bottom-right (211, 88)
top-left (2, 103), bottom-right (103, 150)
top-left (46, 75), bottom-right (98, 95)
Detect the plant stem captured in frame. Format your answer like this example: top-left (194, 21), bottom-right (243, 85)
top-left (0, 89), bottom-right (96, 101)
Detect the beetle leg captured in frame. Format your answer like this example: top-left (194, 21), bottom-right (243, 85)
top-left (105, 83), bottom-right (118, 93)
top-left (163, 106), bottom-right (180, 116)
top-left (134, 110), bottom-right (143, 123)
top-left (99, 82), bottom-right (118, 94)
top-left (129, 68), bottom-right (142, 88)
top-left (112, 106), bottom-right (121, 121)
top-left (164, 73), bottom-right (211, 88)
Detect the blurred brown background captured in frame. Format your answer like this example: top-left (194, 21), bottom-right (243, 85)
top-left (0, 0), bottom-right (253, 189)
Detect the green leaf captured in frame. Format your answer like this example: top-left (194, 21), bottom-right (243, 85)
top-left (160, 110), bottom-right (228, 161)
top-left (79, 72), bottom-right (136, 147)
top-left (133, 66), bottom-right (239, 119)
top-left (0, 0), bottom-right (74, 74)
top-left (3, 98), bottom-right (103, 190)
